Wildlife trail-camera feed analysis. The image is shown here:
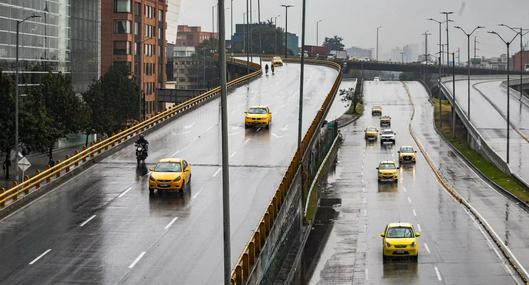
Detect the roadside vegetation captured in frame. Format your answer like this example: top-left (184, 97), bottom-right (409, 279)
top-left (432, 98), bottom-right (529, 203)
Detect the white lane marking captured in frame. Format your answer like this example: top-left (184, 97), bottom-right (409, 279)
top-left (192, 192), bottom-right (201, 199)
top-left (172, 150), bottom-right (181, 156)
top-left (407, 197), bottom-right (412, 204)
top-left (182, 130), bottom-right (191, 135)
top-left (363, 224), bottom-right (367, 233)
top-left (434, 266), bottom-right (442, 281)
top-left (164, 217), bottom-right (179, 230)
top-left (230, 151), bottom-right (237, 158)
top-left (412, 209), bottom-right (417, 217)
top-left (128, 251), bottom-right (146, 269)
top-left (244, 138), bottom-right (251, 145)
top-left (424, 243), bottom-right (431, 254)
top-left (184, 122), bottom-right (196, 129)
top-left (363, 209), bottom-right (367, 217)
top-left (281, 124), bottom-right (289, 131)
top-left (79, 215), bottom-right (96, 227)
top-left (29, 249), bottom-right (52, 265)
top-left (416, 224), bottom-right (422, 232)
top-left (213, 167), bottom-right (222, 177)
top-left (365, 268), bottom-right (369, 280)
top-left (118, 187), bottom-right (133, 198)
top-left (362, 197), bottom-right (367, 204)
top-left (362, 187), bottom-right (366, 193)
top-left (402, 186), bottom-right (407, 192)
top-left (272, 133), bottom-right (282, 138)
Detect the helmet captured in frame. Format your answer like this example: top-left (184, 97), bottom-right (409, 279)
top-left (139, 134), bottom-right (144, 139)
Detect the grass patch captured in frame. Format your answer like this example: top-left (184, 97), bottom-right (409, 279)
top-left (432, 98), bottom-right (529, 203)
top-left (345, 103), bottom-right (364, 116)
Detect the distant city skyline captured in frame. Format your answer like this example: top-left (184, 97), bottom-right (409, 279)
top-left (177, 0), bottom-right (529, 60)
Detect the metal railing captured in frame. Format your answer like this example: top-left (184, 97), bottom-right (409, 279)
top-left (230, 58), bottom-right (343, 284)
top-left (0, 58), bottom-right (262, 209)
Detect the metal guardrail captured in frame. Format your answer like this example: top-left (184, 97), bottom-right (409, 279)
top-left (0, 58), bottom-right (262, 209)
top-left (230, 58), bottom-right (343, 284)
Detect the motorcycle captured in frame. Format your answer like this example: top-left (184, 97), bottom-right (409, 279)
top-left (135, 143), bottom-right (148, 164)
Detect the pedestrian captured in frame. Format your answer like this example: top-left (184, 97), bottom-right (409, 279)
top-left (48, 157), bottom-right (56, 168)
top-left (3, 157), bottom-right (11, 179)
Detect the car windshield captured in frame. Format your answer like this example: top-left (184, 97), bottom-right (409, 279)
top-left (382, 116), bottom-right (390, 120)
top-left (366, 127), bottom-right (377, 132)
top-left (373, 106), bottom-right (381, 110)
top-left (401, 147), bottom-right (414, 153)
top-left (382, 130), bottom-right (393, 135)
top-left (154, 162), bottom-right (182, 172)
top-left (379, 163), bottom-right (396, 169)
top-left (386, 227), bottom-right (414, 238)
top-left (248, 108), bottom-right (267, 114)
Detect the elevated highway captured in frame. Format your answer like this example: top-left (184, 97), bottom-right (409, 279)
top-left (0, 60), bottom-right (338, 284)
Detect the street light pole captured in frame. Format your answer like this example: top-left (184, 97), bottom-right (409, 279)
top-left (454, 25), bottom-right (484, 121)
top-left (298, 0), bottom-right (306, 151)
top-left (246, 0), bottom-right (249, 72)
top-left (422, 31), bottom-right (431, 63)
top-left (217, 0), bottom-right (231, 283)
top-left (316, 20), bottom-right (322, 46)
top-left (489, 30), bottom-right (519, 164)
top-left (500, 24), bottom-right (529, 106)
top-left (452, 52), bottom-right (456, 136)
top-left (429, 18), bottom-right (443, 128)
top-left (15, 14), bottom-right (40, 182)
top-left (281, 5), bottom-right (293, 58)
top-left (400, 51), bottom-right (405, 63)
top-left (376, 26), bottom-right (381, 61)
top-left (273, 15), bottom-right (280, 55)
top-left (230, 0), bottom-right (234, 39)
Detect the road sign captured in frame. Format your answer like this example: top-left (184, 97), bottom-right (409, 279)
top-left (18, 156), bottom-right (31, 172)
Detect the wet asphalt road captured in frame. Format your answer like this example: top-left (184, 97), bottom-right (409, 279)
top-left (0, 61), bottom-right (338, 284)
top-left (309, 81), bottom-right (522, 284)
top-left (442, 77), bottom-right (529, 185)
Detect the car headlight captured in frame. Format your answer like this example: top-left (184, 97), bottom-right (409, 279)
top-left (173, 176), bottom-right (181, 182)
top-left (386, 242), bottom-right (391, 248)
top-left (149, 176), bottom-right (155, 181)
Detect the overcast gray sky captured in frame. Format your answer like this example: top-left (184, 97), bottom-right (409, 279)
top-left (177, 0), bottom-right (529, 59)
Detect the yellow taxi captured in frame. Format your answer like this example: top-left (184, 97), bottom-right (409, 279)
top-left (380, 223), bottom-right (420, 261)
top-left (272, 56), bottom-right (284, 66)
top-left (380, 115), bottom-right (391, 127)
top-left (149, 158), bottom-right (192, 194)
top-left (364, 126), bottom-right (379, 141)
top-left (398, 146), bottom-right (417, 163)
top-left (377, 161), bottom-right (399, 183)
top-left (245, 106), bottom-right (272, 129)
top-left (371, 105), bottom-right (382, 116)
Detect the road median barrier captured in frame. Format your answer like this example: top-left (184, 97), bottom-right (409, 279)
top-left (0, 58), bottom-right (261, 213)
top-left (402, 82), bottom-right (529, 284)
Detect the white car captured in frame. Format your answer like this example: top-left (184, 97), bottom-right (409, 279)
top-left (380, 129), bottom-right (396, 144)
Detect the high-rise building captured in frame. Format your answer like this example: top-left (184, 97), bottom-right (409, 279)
top-left (0, 0), bottom-right (100, 93)
top-left (101, 0), bottom-right (168, 116)
top-left (176, 25), bottom-right (217, 47)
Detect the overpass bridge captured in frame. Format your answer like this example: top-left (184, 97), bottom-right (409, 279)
top-left (0, 58), bottom-right (528, 285)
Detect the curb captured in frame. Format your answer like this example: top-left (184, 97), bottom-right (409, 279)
top-left (402, 82), bottom-right (529, 284)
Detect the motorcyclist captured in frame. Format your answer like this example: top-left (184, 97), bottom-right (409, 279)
top-left (265, 64), bottom-right (269, 74)
top-left (271, 64), bottom-right (275, 74)
top-left (135, 134), bottom-right (149, 151)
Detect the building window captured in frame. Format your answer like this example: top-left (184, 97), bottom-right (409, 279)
top-left (145, 25), bottom-right (155, 37)
top-left (114, 20), bottom-right (131, 34)
top-left (158, 10), bottom-right (164, 21)
top-left (145, 5), bottom-right (155, 19)
top-left (144, 44), bottom-right (154, 56)
top-left (114, 41), bottom-right (131, 55)
top-left (134, 2), bottom-right (141, 16)
top-left (134, 22), bottom-right (139, 35)
top-left (114, 0), bottom-right (131, 12)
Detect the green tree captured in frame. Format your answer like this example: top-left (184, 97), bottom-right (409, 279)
top-left (32, 72), bottom-right (87, 159)
top-left (323, 36), bottom-right (345, 51)
top-left (83, 63), bottom-right (140, 136)
top-left (0, 71), bottom-right (15, 178)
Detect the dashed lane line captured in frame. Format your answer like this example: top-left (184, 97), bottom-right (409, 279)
top-left (212, 167), bottom-right (222, 177)
top-left (164, 217), bottom-right (179, 230)
top-left (434, 266), bottom-right (442, 281)
top-left (118, 187), bottom-right (133, 198)
top-left (412, 209), bottom-right (417, 217)
top-left (79, 215), bottom-right (96, 227)
top-left (416, 223), bottom-right (422, 232)
top-left (128, 251), bottom-right (146, 269)
top-left (424, 242), bottom-right (431, 254)
top-left (29, 249), bottom-right (52, 265)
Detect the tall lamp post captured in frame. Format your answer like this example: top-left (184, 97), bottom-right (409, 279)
top-left (429, 18), bottom-right (443, 127)
top-left (298, 0), bottom-right (306, 151)
top-left (15, 14), bottom-right (41, 181)
top-left (441, 11), bottom-right (454, 70)
top-left (454, 25), bottom-right (484, 121)
top-left (500, 24), bottom-right (529, 106)
top-left (316, 19), bottom-right (322, 46)
top-left (376, 26), bottom-right (381, 61)
top-left (489, 30), bottom-right (519, 164)
top-left (281, 4), bottom-right (293, 58)
top-left (273, 14), bottom-right (280, 55)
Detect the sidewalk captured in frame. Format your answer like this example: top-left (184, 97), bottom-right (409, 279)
top-left (1, 145), bottom-right (84, 189)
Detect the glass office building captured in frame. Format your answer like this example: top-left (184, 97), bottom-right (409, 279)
top-left (0, 0), bottom-right (100, 93)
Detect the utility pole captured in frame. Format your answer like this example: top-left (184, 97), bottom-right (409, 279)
top-left (230, 0), bottom-right (234, 39)
top-left (376, 26), bottom-right (381, 61)
top-left (457, 47), bottom-right (461, 65)
top-left (217, 0), bottom-right (231, 283)
top-left (273, 15), bottom-right (279, 55)
top-left (400, 51), bottom-right (405, 63)
top-left (455, 25), bottom-right (484, 121)
top-left (281, 4), bottom-right (293, 58)
top-left (299, 0), bottom-right (306, 151)
top-left (441, 11), bottom-right (454, 70)
top-left (429, 18), bottom-right (443, 128)
top-left (246, 0), bottom-right (249, 73)
top-left (452, 52), bottom-right (456, 136)
top-left (423, 31), bottom-right (431, 62)
top-left (212, 4), bottom-right (216, 34)
top-left (489, 30), bottom-right (520, 164)
top-left (500, 24), bottom-right (529, 106)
